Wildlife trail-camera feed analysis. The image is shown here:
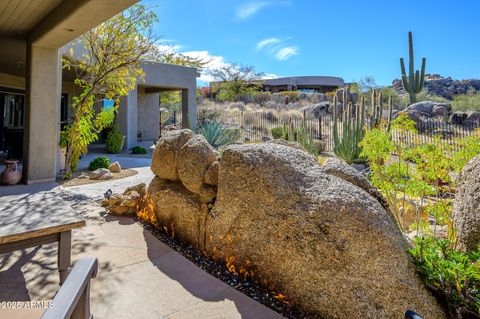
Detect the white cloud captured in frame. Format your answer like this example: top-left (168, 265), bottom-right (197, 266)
top-left (261, 73), bottom-right (279, 79)
top-left (182, 50), bottom-right (230, 83)
top-left (274, 46), bottom-right (299, 61)
top-left (236, 1), bottom-right (291, 20)
top-left (256, 37), bottom-right (299, 61)
top-left (256, 37), bottom-right (281, 50)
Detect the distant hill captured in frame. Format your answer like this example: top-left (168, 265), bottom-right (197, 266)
top-left (392, 74), bottom-right (480, 100)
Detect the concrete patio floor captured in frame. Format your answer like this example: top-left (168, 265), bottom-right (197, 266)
top-left (0, 150), bottom-right (285, 319)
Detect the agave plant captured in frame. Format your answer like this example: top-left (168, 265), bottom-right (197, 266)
top-left (196, 120), bottom-right (240, 149)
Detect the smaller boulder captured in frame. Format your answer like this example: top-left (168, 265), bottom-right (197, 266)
top-left (89, 168), bottom-right (113, 180)
top-left (108, 161), bottom-right (121, 173)
top-left (177, 135), bottom-right (217, 195)
top-left (151, 129), bottom-right (195, 180)
top-left (403, 101), bottom-right (436, 115)
top-left (431, 103), bottom-right (451, 118)
top-left (300, 102), bottom-right (329, 118)
top-left (450, 112), bottom-right (468, 125)
top-left (464, 111), bottom-right (480, 126)
top-left (101, 183), bottom-right (146, 216)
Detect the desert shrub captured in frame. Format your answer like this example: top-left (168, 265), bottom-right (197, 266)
top-left (451, 90), bottom-right (480, 111)
top-left (271, 127), bottom-right (284, 139)
top-left (280, 91), bottom-right (299, 103)
top-left (451, 129), bottom-right (480, 172)
top-left (89, 156), bottom-right (110, 171)
top-left (254, 92), bottom-right (272, 106)
top-left (401, 89), bottom-right (448, 106)
top-left (131, 146), bottom-right (148, 154)
top-left (324, 90), bottom-right (336, 101)
top-left (105, 125), bottom-right (124, 154)
top-left (198, 109), bottom-right (220, 125)
top-left (313, 139), bottom-right (326, 153)
top-left (360, 117), bottom-right (480, 317)
top-left (409, 237), bottom-right (480, 318)
top-left (197, 121), bottom-right (240, 149)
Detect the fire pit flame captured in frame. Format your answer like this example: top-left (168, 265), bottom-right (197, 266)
top-left (136, 194), bottom-right (157, 226)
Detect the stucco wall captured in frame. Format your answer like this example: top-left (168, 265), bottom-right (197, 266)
top-left (137, 88), bottom-right (159, 141)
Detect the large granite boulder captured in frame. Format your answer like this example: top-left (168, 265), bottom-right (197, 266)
top-left (177, 135), bottom-right (217, 202)
top-left (320, 157), bottom-right (372, 192)
top-left (402, 101), bottom-right (451, 119)
top-left (300, 102), bottom-right (329, 118)
top-left (147, 176), bottom-right (209, 247)
top-left (431, 103), bottom-right (451, 118)
top-left (464, 111), bottom-right (480, 126)
top-left (453, 154), bottom-right (480, 251)
top-left (206, 143), bottom-right (445, 319)
top-left (450, 111), bottom-right (468, 125)
top-left (151, 129), bottom-right (195, 181)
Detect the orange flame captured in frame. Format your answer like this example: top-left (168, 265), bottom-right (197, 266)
top-left (273, 292), bottom-right (290, 304)
top-left (136, 194), bottom-right (157, 226)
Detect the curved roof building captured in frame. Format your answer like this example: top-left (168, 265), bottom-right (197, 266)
top-left (263, 76), bottom-right (344, 93)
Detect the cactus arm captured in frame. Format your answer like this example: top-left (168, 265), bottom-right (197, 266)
top-left (419, 57), bottom-right (426, 91)
top-left (400, 58), bottom-right (409, 90)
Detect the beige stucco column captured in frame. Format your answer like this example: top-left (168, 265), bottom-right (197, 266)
top-left (117, 87), bottom-right (138, 149)
top-left (23, 44), bottom-right (62, 184)
top-left (181, 88), bottom-right (197, 129)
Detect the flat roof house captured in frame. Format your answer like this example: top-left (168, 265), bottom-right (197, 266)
top-left (0, 0), bottom-right (198, 185)
top-left (263, 76), bottom-right (345, 93)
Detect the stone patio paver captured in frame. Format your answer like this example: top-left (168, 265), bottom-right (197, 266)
top-left (0, 188), bottom-right (285, 319)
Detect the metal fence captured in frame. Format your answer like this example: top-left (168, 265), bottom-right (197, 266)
top-left (162, 108), bottom-right (480, 152)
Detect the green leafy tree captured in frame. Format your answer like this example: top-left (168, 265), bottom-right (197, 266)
top-left (62, 4), bottom-right (157, 176)
top-left (209, 64), bottom-right (264, 101)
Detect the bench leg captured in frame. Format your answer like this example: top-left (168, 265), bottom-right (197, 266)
top-left (58, 230), bottom-right (72, 285)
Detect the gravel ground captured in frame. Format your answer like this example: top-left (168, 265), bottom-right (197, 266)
top-left (133, 217), bottom-right (310, 319)
top-left (58, 168), bottom-right (138, 187)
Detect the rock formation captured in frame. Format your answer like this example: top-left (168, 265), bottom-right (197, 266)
top-left (453, 154), bottom-right (480, 251)
top-left (139, 130), bottom-right (446, 318)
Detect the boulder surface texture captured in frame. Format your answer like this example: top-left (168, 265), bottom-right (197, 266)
top-left (453, 154), bottom-right (480, 251)
top-left (146, 130), bottom-right (446, 319)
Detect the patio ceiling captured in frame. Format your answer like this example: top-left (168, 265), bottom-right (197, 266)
top-left (0, 0), bottom-right (138, 77)
top-left (0, 0), bottom-right (63, 38)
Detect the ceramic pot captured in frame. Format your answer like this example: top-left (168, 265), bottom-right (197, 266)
top-left (1, 160), bottom-right (22, 185)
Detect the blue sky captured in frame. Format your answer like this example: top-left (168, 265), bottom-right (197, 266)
top-left (143, 0), bottom-right (480, 86)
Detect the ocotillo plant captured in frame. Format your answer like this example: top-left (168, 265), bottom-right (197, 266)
top-left (333, 93), bottom-right (366, 164)
top-left (400, 31), bottom-right (426, 105)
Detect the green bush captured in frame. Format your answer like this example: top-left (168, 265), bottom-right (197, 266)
top-left (452, 90), bottom-right (480, 111)
top-left (105, 125), bottom-right (124, 154)
top-left (409, 237), bottom-right (480, 317)
top-left (271, 127), bottom-right (284, 139)
top-left (89, 156), bottom-right (110, 171)
top-left (131, 146), bottom-right (148, 154)
top-left (197, 121), bottom-right (240, 149)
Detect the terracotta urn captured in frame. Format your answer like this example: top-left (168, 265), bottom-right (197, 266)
top-left (1, 160), bottom-right (22, 185)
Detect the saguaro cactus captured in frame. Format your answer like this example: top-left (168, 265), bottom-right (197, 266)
top-left (400, 31), bottom-right (426, 105)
